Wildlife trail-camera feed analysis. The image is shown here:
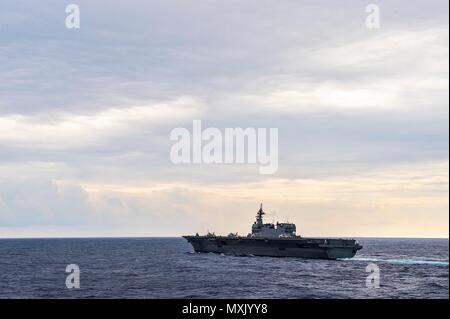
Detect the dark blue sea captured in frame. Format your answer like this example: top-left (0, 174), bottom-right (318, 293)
top-left (0, 238), bottom-right (447, 299)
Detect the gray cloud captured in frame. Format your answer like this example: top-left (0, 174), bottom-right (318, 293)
top-left (0, 0), bottom-right (448, 235)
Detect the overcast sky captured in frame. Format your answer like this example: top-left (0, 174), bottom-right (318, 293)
top-left (0, 0), bottom-right (448, 238)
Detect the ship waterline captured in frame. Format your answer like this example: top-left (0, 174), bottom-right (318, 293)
top-left (183, 204), bottom-right (362, 260)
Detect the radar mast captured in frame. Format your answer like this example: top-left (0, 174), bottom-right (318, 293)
top-left (256, 203), bottom-right (265, 225)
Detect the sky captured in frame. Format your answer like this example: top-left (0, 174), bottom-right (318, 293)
top-left (0, 0), bottom-right (448, 238)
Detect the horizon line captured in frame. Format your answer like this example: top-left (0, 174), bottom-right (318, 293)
top-left (0, 235), bottom-right (448, 240)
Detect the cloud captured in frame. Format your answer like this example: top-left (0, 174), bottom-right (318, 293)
top-left (0, 0), bottom-right (448, 237)
top-left (0, 96), bottom-right (202, 149)
top-left (0, 160), bottom-right (447, 237)
top-left (0, 179), bottom-right (89, 226)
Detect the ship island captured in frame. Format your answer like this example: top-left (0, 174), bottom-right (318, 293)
top-left (183, 204), bottom-right (362, 260)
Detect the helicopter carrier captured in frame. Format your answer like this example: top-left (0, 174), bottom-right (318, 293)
top-left (183, 204), bottom-right (362, 260)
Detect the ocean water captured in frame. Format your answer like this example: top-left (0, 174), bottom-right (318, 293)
top-left (0, 237), bottom-right (447, 299)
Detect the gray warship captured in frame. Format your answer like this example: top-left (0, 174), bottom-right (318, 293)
top-left (183, 204), bottom-right (362, 260)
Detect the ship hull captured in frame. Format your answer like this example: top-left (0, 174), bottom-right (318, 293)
top-left (183, 236), bottom-right (362, 260)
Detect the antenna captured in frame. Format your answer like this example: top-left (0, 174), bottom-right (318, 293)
top-left (256, 203), bottom-right (265, 224)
